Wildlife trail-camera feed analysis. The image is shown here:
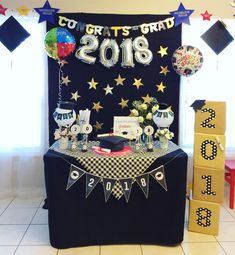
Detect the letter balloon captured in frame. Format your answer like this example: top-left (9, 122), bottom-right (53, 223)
top-left (99, 39), bottom-right (119, 68)
top-left (75, 34), bottom-right (99, 64)
top-left (133, 36), bottom-right (153, 66)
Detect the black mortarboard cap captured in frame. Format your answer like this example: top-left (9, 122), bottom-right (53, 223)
top-left (96, 136), bottom-right (128, 152)
top-left (201, 20), bottom-right (234, 55)
top-left (190, 100), bottom-right (206, 112)
top-left (57, 101), bottom-right (76, 110)
top-left (0, 16), bottom-right (30, 52)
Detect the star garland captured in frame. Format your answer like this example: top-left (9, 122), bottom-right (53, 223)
top-left (17, 5), bottom-right (30, 16)
top-left (34, 0), bottom-right (59, 24)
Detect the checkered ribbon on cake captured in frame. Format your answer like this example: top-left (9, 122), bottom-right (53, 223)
top-left (51, 141), bottom-right (179, 199)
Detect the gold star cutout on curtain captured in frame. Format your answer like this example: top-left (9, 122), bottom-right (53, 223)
top-left (119, 98), bottom-right (129, 109)
top-left (88, 78), bottom-right (98, 90)
top-left (94, 121), bottom-right (103, 131)
top-left (160, 66), bottom-right (170, 76)
top-left (71, 91), bottom-right (81, 102)
top-left (156, 82), bottom-right (166, 92)
top-left (92, 101), bottom-right (103, 112)
top-left (157, 46), bottom-right (168, 57)
top-left (142, 94), bottom-right (152, 104)
top-left (61, 76), bottom-right (71, 86)
top-left (103, 84), bottom-right (114, 95)
top-left (17, 5), bottom-right (30, 16)
top-left (114, 74), bottom-right (126, 86)
top-left (133, 78), bottom-right (144, 89)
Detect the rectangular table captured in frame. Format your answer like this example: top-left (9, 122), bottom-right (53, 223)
top-left (44, 142), bottom-right (188, 248)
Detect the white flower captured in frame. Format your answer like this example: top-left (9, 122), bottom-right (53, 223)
top-left (154, 128), bottom-right (174, 140)
top-left (140, 103), bottom-right (147, 110)
top-left (152, 104), bottom-right (159, 113)
top-left (60, 129), bottom-right (68, 136)
top-left (138, 116), bottom-right (144, 123)
top-left (146, 112), bottom-right (152, 120)
top-left (54, 129), bottom-right (61, 140)
top-left (130, 109), bottom-right (139, 117)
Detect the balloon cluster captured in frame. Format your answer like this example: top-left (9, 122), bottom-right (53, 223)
top-left (44, 27), bottom-right (76, 60)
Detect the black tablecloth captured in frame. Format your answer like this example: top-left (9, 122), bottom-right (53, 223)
top-left (44, 148), bottom-right (187, 248)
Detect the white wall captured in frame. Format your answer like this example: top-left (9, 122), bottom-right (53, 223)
top-left (4, 0), bottom-right (234, 18)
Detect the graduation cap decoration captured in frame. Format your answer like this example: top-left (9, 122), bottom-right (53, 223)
top-left (96, 136), bottom-right (128, 152)
top-left (0, 16), bottom-right (30, 52)
top-left (201, 20), bottom-right (234, 54)
top-left (190, 100), bottom-right (206, 112)
top-left (57, 101), bottom-right (76, 110)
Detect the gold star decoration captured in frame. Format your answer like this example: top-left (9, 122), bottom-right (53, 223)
top-left (88, 78), bottom-right (98, 90)
top-left (93, 121), bottom-right (103, 131)
top-left (160, 66), bottom-right (170, 76)
top-left (156, 82), bottom-right (166, 93)
top-left (71, 91), bottom-right (81, 102)
top-left (118, 98), bottom-right (129, 109)
top-left (114, 74), bottom-right (126, 86)
top-left (17, 5), bottom-right (30, 16)
top-left (157, 46), bottom-right (168, 57)
top-left (92, 101), bottom-right (103, 112)
top-left (142, 94), bottom-right (152, 104)
top-left (103, 84), bottom-right (114, 95)
top-left (133, 78), bottom-right (144, 90)
top-left (61, 76), bottom-right (71, 86)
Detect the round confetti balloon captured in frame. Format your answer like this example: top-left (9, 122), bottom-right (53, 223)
top-left (44, 27), bottom-right (76, 60)
top-left (171, 45), bottom-right (203, 77)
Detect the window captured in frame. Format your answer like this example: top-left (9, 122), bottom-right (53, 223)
top-left (179, 18), bottom-right (235, 152)
top-left (0, 16), bottom-right (48, 153)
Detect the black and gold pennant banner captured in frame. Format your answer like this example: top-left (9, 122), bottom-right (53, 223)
top-left (66, 162), bottom-right (167, 203)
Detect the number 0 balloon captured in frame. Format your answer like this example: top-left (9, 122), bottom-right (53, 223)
top-left (172, 45), bottom-right (203, 77)
top-left (44, 27), bottom-right (76, 60)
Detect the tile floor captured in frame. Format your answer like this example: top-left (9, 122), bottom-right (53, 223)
top-left (0, 183), bottom-right (234, 255)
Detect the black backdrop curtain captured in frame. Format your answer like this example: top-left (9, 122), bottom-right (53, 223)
top-left (47, 13), bottom-right (181, 145)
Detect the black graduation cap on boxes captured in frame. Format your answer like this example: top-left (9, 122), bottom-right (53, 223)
top-left (201, 20), bottom-right (234, 55)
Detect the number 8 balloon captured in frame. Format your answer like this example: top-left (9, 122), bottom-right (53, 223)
top-left (44, 27), bottom-right (76, 60)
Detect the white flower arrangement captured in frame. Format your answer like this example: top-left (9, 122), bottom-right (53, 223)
top-left (54, 127), bottom-right (72, 140)
top-left (130, 97), bottom-right (159, 128)
top-left (154, 128), bottom-right (174, 140)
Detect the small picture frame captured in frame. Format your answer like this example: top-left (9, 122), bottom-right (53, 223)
top-left (113, 116), bottom-right (140, 140)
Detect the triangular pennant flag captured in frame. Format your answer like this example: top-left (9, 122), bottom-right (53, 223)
top-left (86, 173), bottom-right (100, 198)
top-left (66, 164), bottom-right (85, 190)
top-left (102, 178), bottom-right (117, 202)
top-left (135, 173), bottom-right (149, 198)
top-left (119, 178), bottom-right (133, 202)
top-left (150, 165), bottom-right (168, 191)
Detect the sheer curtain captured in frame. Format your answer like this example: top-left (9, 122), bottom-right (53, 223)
top-left (178, 18), bottom-right (235, 182)
top-left (179, 18), bottom-right (235, 153)
top-left (0, 16), bottom-right (48, 197)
